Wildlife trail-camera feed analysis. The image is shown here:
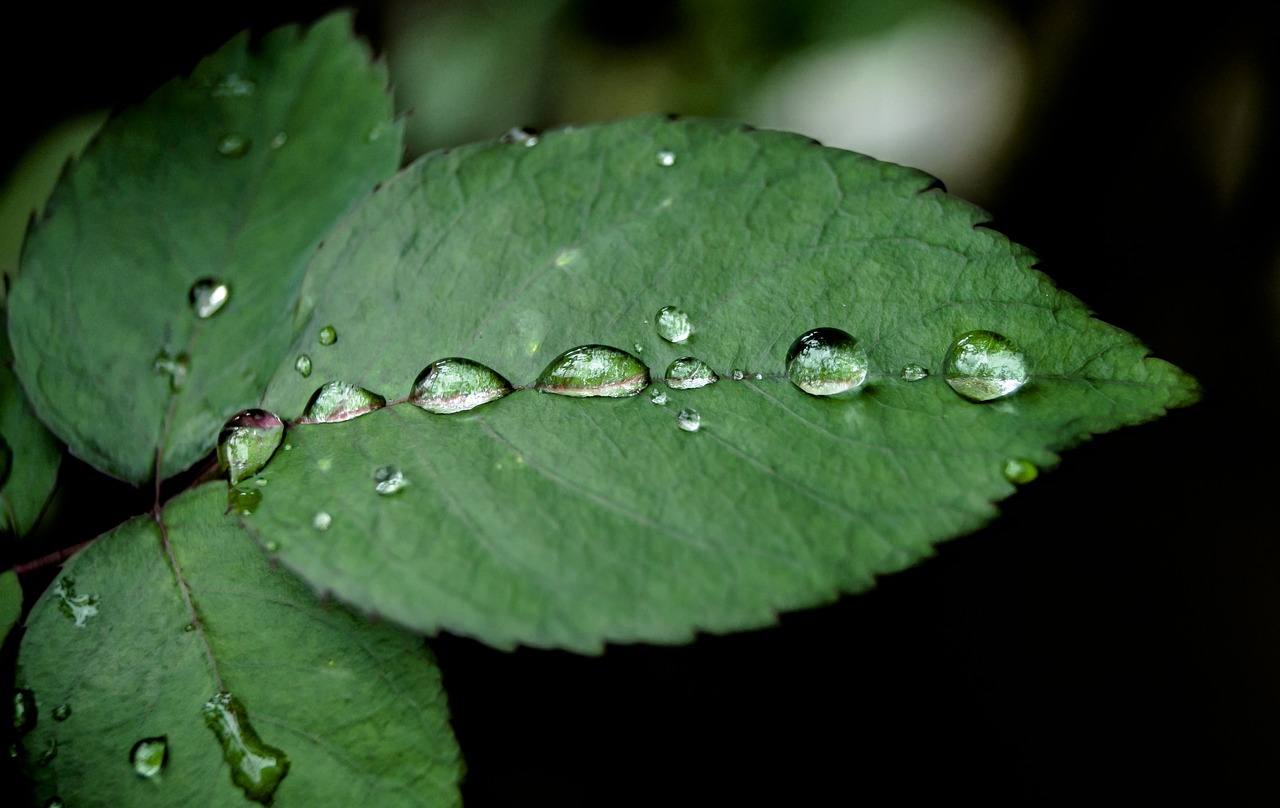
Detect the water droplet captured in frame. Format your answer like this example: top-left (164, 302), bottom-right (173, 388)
top-left (786, 327), bottom-right (869, 396)
top-left (373, 465), bottom-right (407, 495)
top-left (227, 486), bottom-right (262, 516)
top-left (52, 704), bottom-right (71, 722)
top-left (302, 382), bottom-right (386, 423)
top-left (189, 278), bottom-right (230, 318)
top-left (676, 408), bottom-right (701, 432)
top-left (202, 692), bottom-right (290, 804)
top-left (364, 123), bottom-right (386, 143)
top-left (294, 354), bottom-right (312, 377)
top-left (217, 409), bottom-right (284, 486)
top-left (535, 345), bottom-right (649, 398)
top-left (633, 342), bottom-right (644, 354)
top-left (500, 126), bottom-right (539, 146)
top-left (664, 356), bottom-right (719, 390)
top-left (210, 73), bottom-right (255, 97)
top-left (265, 539), bottom-right (281, 553)
top-left (312, 512), bottom-right (332, 531)
top-left (730, 369), bottom-right (746, 381)
top-left (268, 131), bottom-right (287, 150)
top-left (131, 736), bottom-right (167, 778)
top-left (184, 623), bottom-right (196, 632)
top-left (42, 798), bottom-right (65, 808)
top-left (650, 389), bottom-right (668, 406)
top-left (152, 351), bottom-right (189, 392)
top-left (942, 330), bottom-right (1029, 402)
top-left (656, 150), bottom-right (676, 166)
top-left (37, 739), bottom-right (57, 765)
top-left (1003, 458), bottom-right (1039, 484)
top-left (216, 133), bottom-right (251, 158)
top-left (655, 305), bottom-right (692, 343)
top-left (13, 690), bottom-right (36, 736)
top-left (55, 577), bottom-right (98, 628)
top-left (409, 358), bottom-right (513, 414)
top-left (901, 363), bottom-right (929, 382)
top-left (317, 325), bottom-right (337, 346)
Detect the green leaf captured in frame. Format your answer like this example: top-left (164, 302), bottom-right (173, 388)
top-left (0, 570), bottom-right (20, 647)
top-left (17, 483), bottom-right (462, 806)
top-left (241, 115), bottom-right (1198, 652)
top-left (7, 12), bottom-right (402, 484)
top-left (0, 321), bottom-right (61, 537)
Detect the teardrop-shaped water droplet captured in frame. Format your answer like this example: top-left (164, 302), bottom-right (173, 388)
top-left (500, 126), bottom-right (540, 146)
top-left (786, 327), bottom-right (869, 396)
top-left (302, 382), bottom-right (386, 423)
top-left (189, 278), bottom-right (230, 318)
top-left (655, 305), bottom-right (692, 343)
top-left (217, 410), bottom-right (284, 485)
top-left (535, 345), bottom-right (649, 398)
top-left (13, 689), bottom-right (36, 736)
top-left (901, 363), bottom-right (929, 382)
top-left (1003, 458), bottom-right (1039, 484)
top-left (52, 704), bottom-right (71, 722)
top-left (152, 351), bottom-right (189, 392)
top-left (210, 73), bottom-right (255, 97)
top-left (54, 577), bottom-right (98, 628)
top-left (131, 736), bottom-right (168, 778)
top-left (656, 150), bottom-right (676, 166)
top-left (650, 389), bottom-right (668, 406)
top-left (268, 131), bottom-right (287, 150)
top-left (409, 358), bottom-right (513, 414)
top-left (664, 356), bottom-right (719, 390)
top-left (312, 511), bottom-right (332, 531)
top-left (676, 408), bottom-right (701, 432)
top-left (317, 325), bottom-right (337, 346)
top-left (942, 330), bottom-right (1029, 402)
top-left (202, 692), bottom-right (290, 804)
top-left (294, 354), bottom-right (312, 377)
top-left (373, 465), bottom-right (407, 495)
top-left (227, 486), bottom-right (262, 516)
top-left (216, 133), bottom-right (251, 158)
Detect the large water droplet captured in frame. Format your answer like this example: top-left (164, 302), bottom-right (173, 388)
top-left (131, 736), bottom-right (168, 778)
top-left (655, 306), bottom-right (692, 343)
top-left (312, 511), bottom-right (332, 531)
top-left (52, 704), bottom-right (71, 722)
top-left (294, 354), bottom-right (312, 378)
top-left (152, 351), bottom-right (189, 392)
top-left (217, 410), bottom-right (284, 486)
top-left (202, 692), bottom-right (290, 804)
top-left (664, 356), bottom-right (719, 390)
top-left (942, 330), bottom-right (1029, 402)
top-left (786, 327), bottom-right (869, 396)
top-left (55, 577), bottom-right (98, 628)
top-left (901, 363), bottom-right (929, 382)
top-left (302, 382), bottom-right (385, 424)
top-left (189, 278), bottom-right (230, 318)
top-left (317, 325), bottom-right (337, 346)
top-left (12, 690), bottom-right (36, 736)
top-left (535, 345), bottom-right (649, 398)
top-left (500, 126), bottom-right (540, 146)
top-left (656, 150), bottom-right (676, 166)
top-left (216, 133), bottom-right (251, 158)
top-left (373, 465), bottom-right (407, 495)
top-left (1003, 458), bottom-right (1039, 484)
top-left (409, 358), bottom-right (513, 414)
top-left (676, 408), bottom-right (701, 432)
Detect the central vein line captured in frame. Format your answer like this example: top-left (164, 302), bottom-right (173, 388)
top-left (155, 507), bottom-right (224, 692)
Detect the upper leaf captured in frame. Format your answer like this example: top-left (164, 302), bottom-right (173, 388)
top-left (17, 483), bottom-right (462, 807)
top-left (7, 12), bottom-right (403, 484)
top-left (237, 116), bottom-right (1198, 652)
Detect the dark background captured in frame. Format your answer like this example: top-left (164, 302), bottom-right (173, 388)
top-left (2, 1), bottom-right (1274, 804)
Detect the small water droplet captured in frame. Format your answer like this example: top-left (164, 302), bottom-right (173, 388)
top-left (13, 690), bottom-right (36, 736)
top-left (901, 363), bottom-right (929, 382)
top-left (42, 798), bottom-right (65, 808)
top-left (409, 358), bottom-right (513, 414)
top-left (184, 623), bottom-right (196, 632)
top-left (52, 704), bottom-right (71, 722)
top-left (312, 511), bottom-right (332, 531)
top-left (500, 126), bottom-right (540, 146)
top-left (216, 133), bottom-right (251, 158)
top-left (268, 131), bottom-right (287, 150)
top-left (189, 278), bottom-right (230, 318)
top-left (317, 325), bottom-right (337, 346)
top-left (633, 342), bottom-right (644, 354)
top-left (55, 577), bottom-right (98, 628)
top-left (131, 736), bottom-right (168, 778)
top-left (202, 692), bottom-right (290, 804)
top-left (227, 486), bottom-right (262, 516)
top-left (302, 382), bottom-right (386, 423)
top-left (535, 345), bottom-right (650, 398)
top-left (655, 305), bottom-right (692, 343)
top-left (942, 330), bottom-right (1029, 402)
top-left (1003, 458), bottom-right (1039, 484)
top-left (37, 739), bottom-right (57, 765)
top-left (152, 351), bottom-right (189, 392)
top-left (786, 327), bottom-right (869, 396)
top-left (730, 369), bottom-right (746, 381)
top-left (373, 465), bottom-right (407, 495)
top-left (664, 356), bottom-right (719, 389)
top-left (676, 408), bottom-right (701, 432)
top-left (650, 389), bottom-right (668, 406)
top-left (217, 410), bottom-right (284, 486)
top-left (210, 73), bottom-right (255, 97)
top-left (294, 354), bottom-right (312, 377)
top-left (264, 540), bottom-right (280, 553)
top-left (656, 150), bottom-right (676, 166)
